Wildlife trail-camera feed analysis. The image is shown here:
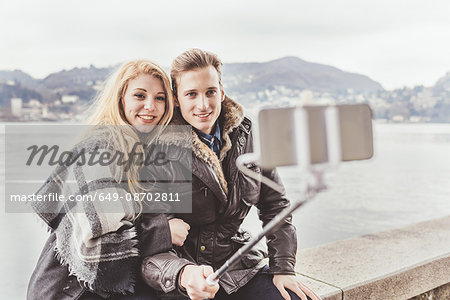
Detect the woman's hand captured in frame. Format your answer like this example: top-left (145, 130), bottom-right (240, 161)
top-left (273, 274), bottom-right (322, 300)
top-left (168, 218), bottom-right (190, 246)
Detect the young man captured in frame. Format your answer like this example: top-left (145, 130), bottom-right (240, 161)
top-left (141, 49), bottom-right (320, 300)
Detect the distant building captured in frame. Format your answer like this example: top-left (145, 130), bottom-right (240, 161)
top-left (392, 115), bottom-right (405, 122)
top-left (299, 90), bottom-right (313, 105)
top-left (42, 106), bottom-right (49, 118)
top-left (409, 116), bottom-right (422, 123)
top-left (11, 98), bottom-right (23, 117)
top-left (61, 95), bottom-right (79, 103)
top-left (28, 99), bottom-right (42, 107)
top-left (93, 80), bottom-right (104, 91)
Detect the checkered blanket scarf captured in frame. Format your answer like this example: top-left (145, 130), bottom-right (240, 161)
top-left (31, 136), bottom-right (141, 296)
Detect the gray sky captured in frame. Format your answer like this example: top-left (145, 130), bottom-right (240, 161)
top-left (1, 0), bottom-right (450, 90)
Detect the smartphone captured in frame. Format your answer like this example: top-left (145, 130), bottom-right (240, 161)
top-left (258, 103), bottom-right (373, 169)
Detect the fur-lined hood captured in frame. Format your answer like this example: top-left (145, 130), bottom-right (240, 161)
top-left (157, 95), bottom-right (245, 194)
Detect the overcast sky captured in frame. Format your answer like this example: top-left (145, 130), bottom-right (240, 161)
top-left (1, 0), bottom-right (450, 90)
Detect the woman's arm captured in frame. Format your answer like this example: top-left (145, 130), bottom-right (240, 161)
top-left (138, 214), bottom-right (190, 258)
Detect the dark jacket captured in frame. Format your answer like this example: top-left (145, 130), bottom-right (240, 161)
top-left (141, 97), bottom-right (297, 297)
top-left (27, 214), bottom-right (173, 300)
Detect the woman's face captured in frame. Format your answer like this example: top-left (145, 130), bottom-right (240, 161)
top-left (121, 74), bottom-right (166, 132)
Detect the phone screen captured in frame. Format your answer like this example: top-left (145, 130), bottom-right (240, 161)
top-left (258, 104), bottom-right (373, 169)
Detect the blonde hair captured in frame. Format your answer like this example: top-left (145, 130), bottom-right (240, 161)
top-left (87, 60), bottom-right (173, 206)
top-left (170, 48), bottom-right (223, 98)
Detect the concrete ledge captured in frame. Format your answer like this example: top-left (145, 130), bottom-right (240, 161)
top-left (408, 281), bottom-right (450, 299)
top-left (295, 216), bottom-right (450, 299)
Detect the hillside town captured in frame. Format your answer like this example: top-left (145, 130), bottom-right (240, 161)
top-left (230, 83), bottom-right (449, 123)
top-left (1, 58), bottom-right (449, 123)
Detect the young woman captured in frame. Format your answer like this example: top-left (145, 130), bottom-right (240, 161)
top-left (27, 60), bottom-right (190, 300)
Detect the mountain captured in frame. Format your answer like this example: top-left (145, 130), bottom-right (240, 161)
top-left (42, 65), bottom-right (113, 89)
top-left (430, 72), bottom-right (450, 122)
top-left (0, 56), bottom-right (384, 110)
top-left (0, 57), bottom-right (384, 102)
top-left (0, 83), bottom-right (43, 106)
top-left (0, 70), bottom-right (39, 87)
top-left (2, 58), bottom-right (450, 122)
top-left (0, 65), bottom-right (116, 107)
top-left (433, 72), bottom-right (450, 93)
top-left (222, 56), bottom-right (384, 93)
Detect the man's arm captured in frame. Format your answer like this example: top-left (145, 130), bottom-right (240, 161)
top-left (255, 162), bottom-right (322, 300)
top-left (256, 167), bottom-right (297, 275)
top-left (141, 250), bottom-right (219, 299)
top-left (141, 250), bottom-right (194, 294)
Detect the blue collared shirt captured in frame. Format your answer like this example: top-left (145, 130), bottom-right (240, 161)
top-left (195, 122), bottom-right (222, 158)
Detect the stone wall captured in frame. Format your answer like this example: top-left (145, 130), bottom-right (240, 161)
top-left (294, 216), bottom-right (450, 300)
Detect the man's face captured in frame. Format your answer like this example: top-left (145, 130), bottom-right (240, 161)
top-left (175, 66), bottom-right (224, 135)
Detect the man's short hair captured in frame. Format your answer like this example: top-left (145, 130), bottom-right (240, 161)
top-left (170, 48), bottom-right (223, 97)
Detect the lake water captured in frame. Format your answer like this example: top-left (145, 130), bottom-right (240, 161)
top-left (1, 122), bottom-right (450, 298)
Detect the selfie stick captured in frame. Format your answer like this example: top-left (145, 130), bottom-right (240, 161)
top-left (205, 168), bottom-right (325, 286)
top-left (206, 106), bottom-right (343, 286)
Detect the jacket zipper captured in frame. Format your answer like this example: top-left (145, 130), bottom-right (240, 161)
top-left (201, 187), bottom-right (208, 197)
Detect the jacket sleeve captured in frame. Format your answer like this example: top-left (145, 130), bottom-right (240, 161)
top-left (137, 150), bottom-right (181, 258)
top-left (141, 250), bottom-right (195, 296)
top-left (242, 123), bottom-right (297, 275)
top-left (256, 166), bottom-right (297, 275)
top-left (140, 146), bottom-right (196, 297)
top-left (138, 214), bottom-right (173, 258)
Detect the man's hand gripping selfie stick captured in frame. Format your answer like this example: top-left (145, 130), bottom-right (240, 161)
top-left (206, 104), bottom-right (373, 286)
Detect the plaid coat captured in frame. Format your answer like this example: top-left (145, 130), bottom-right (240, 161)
top-left (27, 130), bottom-right (173, 299)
